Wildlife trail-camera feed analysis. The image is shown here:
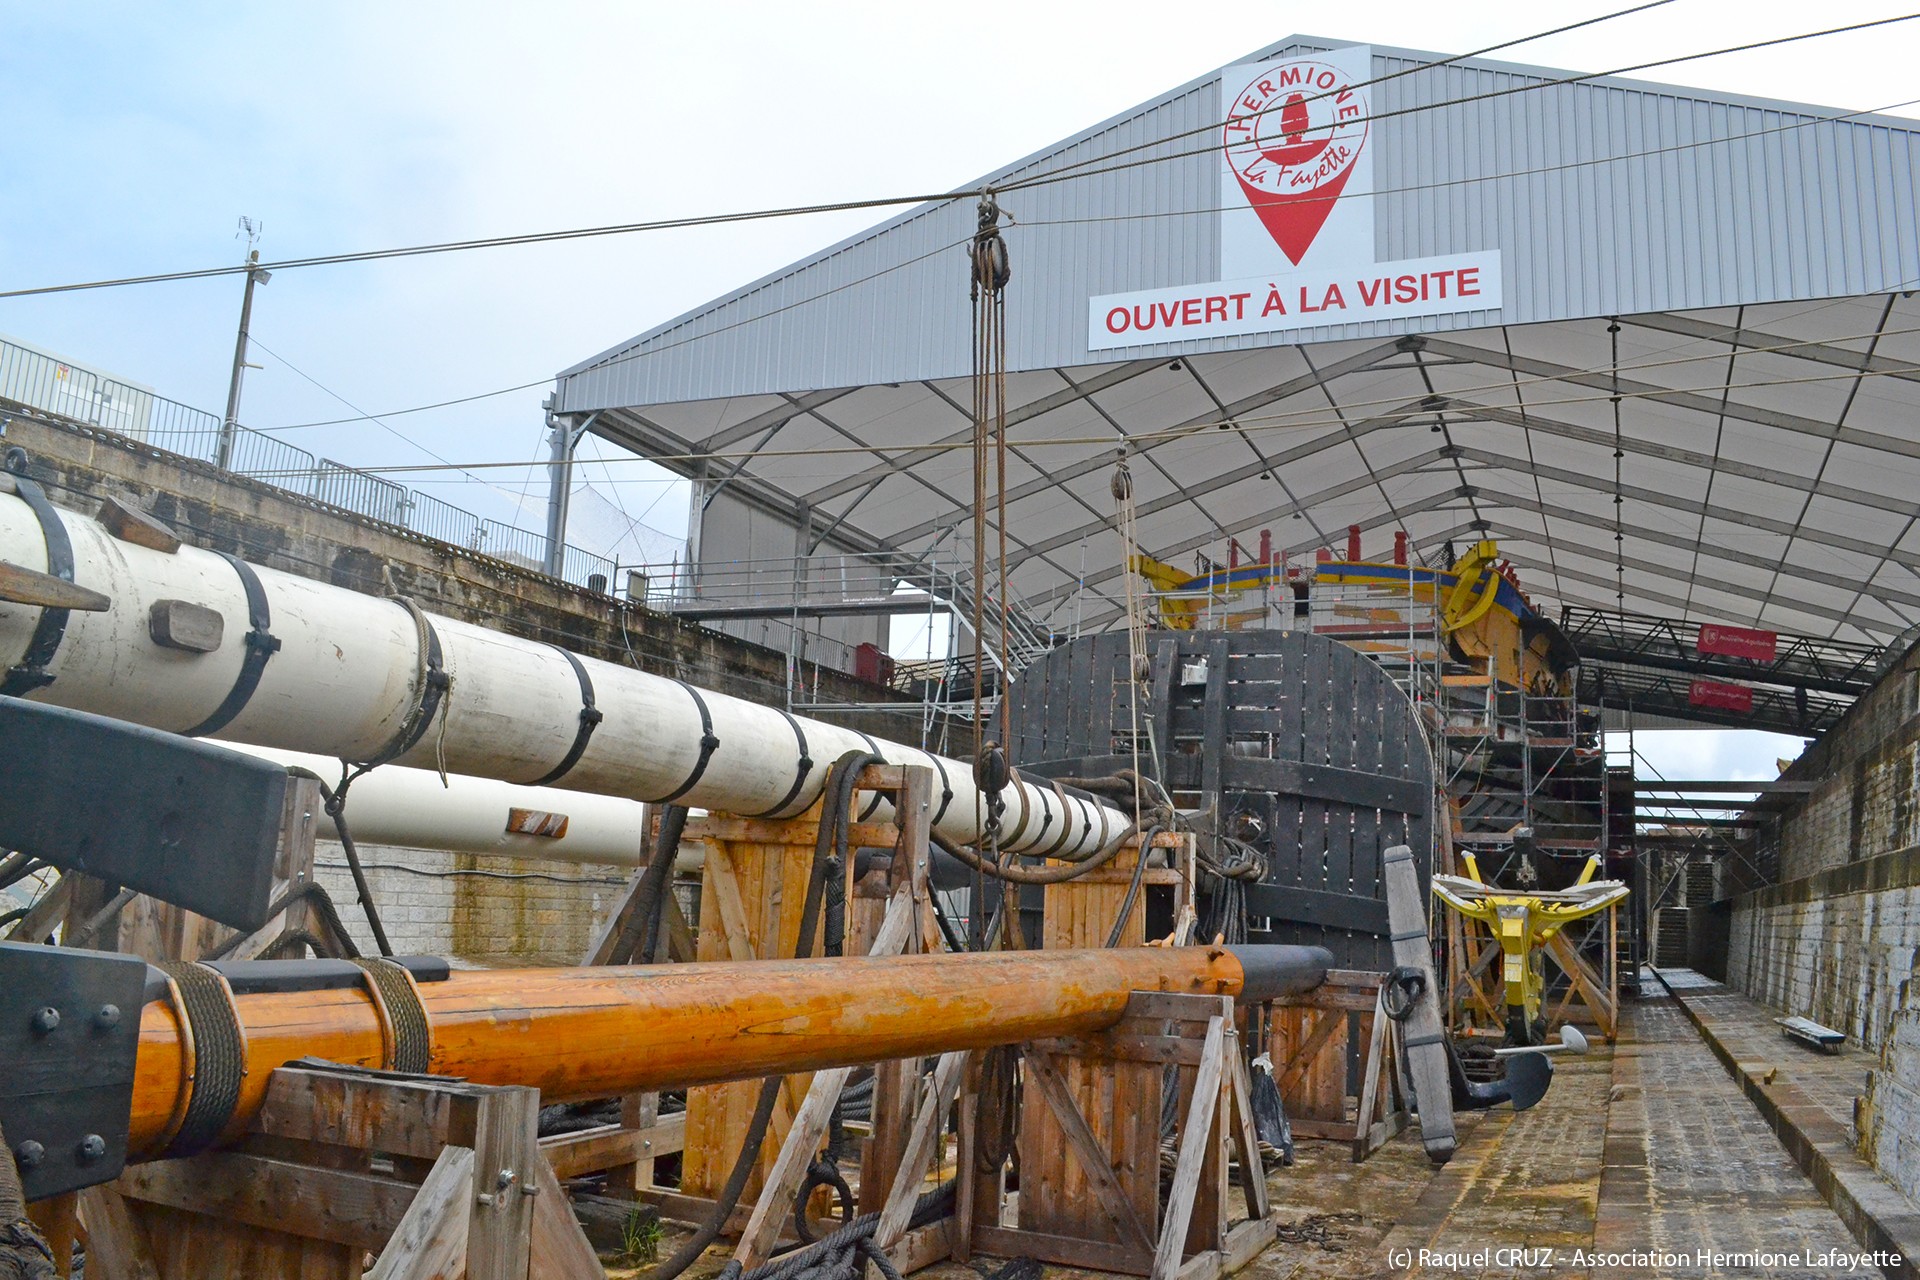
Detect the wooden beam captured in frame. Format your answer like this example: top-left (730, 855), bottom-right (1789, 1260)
top-left (974, 1224), bottom-right (1153, 1276)
top-left (4, 873), bottom-right (71, 943)
top-left (252, 1068), bottom-right (486, 1159)
top-left (116, 1152), bottom-right (419, 1251)
top-left (1022, 1047), bottom-right (1155, 1253)
top-left (1174, 1216), bottom-right (1279, 1280)
top-left (527, 1151), bottom-right (602, 1279)
top-left (875, 1050), bottom-right (970, 1251)
top-left (1153, 1015), bottom-right (1226, 1280)
top-left (1275, 1011), bottom-right (1343, 1096)
top-left (735, 885), bottom-right (920, 1268)
top-left (1384, 845), bottom-right (1457, 1163)
top-left (582, 865), bottom-right (652, 966)
top-left (464, 1084), bottom-right (541, 1280)
top-left (540, 1113), bottom-right (687, 1181)
top-left (1221, 1030), bottom-right (1269, 1219)
top-left (75, 1186), bottom-right (160, 1280)
top-left (365, 1147), bottom-right (475, 1280)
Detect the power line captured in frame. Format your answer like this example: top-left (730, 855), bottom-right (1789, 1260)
top-left (997, 11), bottom-right (1920, 194)
top-left (996, 0), bottom-right (1678, 191)
top-left (0, 190), bottom-right (971, 300)
top-left (3, 5), bottom-right (1882, 309)
top-left (250, 86), bottom-right (1920, 439)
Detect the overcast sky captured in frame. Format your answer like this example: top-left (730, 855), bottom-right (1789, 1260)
top-left (1, 2), bottom-right (1906, 757)
top-left (6, 1), bottom-right (1918, 536)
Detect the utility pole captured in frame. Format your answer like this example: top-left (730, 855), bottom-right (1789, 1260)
top-left (217, 220), bottom-right (270, 471)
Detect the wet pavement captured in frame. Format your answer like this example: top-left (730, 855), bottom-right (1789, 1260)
top-left (610, 980), bottom-right (1901, 1279)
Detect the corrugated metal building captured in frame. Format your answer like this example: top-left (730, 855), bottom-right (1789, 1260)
top-left (551, 35), bottom-right (1920, 668)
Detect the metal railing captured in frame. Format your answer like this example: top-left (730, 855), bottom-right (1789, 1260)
top-left (0, 333), bottom-right (618, 591)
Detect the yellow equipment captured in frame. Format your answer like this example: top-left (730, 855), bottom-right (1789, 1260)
top-left (1439, 538), bottom-right (1504, 634)
top-left (1431, 853), bottom-right (1629, 1044)
top-left (1129, 552), bottom-right (1292, 630)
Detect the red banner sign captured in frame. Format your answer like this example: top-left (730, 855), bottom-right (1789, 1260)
top-left (1697, 622), bottom-right (1777, 662)
top-left (1689, 679), bottom-right (1755, 714)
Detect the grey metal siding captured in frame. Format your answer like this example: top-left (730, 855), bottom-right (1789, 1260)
top-left (557, 37), bottom-right (1920, 414)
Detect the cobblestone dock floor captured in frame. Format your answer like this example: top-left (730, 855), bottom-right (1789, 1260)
top-left (621, 980), bottom-right (1899, 1280)
top-left (1594, 986), bottom-right (1873, 1279)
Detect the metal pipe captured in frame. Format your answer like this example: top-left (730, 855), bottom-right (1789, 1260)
top-left (0, 491), bottom-right (1122, 854)
top-left (128, 943), bottom-right (1330, 1156)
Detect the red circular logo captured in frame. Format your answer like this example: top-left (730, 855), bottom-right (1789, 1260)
top-left (1223, 60), bottom-right (1370, 265)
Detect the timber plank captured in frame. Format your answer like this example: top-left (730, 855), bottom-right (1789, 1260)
top-left (540, 1114), bottom-right (686, 1181)
top-left (1153, 1015), bottom-right (1227, 1280)
top-left (527, 1152), bottom-right (603, 1280)
top-left (116, 1152), bottom-right (417, 1251)
top-left (1023, 1048), bottom-right (1153, 1253)
top-left (365, 1146), bottom-right (474, 1280)
top-left (76, 1186), bottom-right (160, 1280)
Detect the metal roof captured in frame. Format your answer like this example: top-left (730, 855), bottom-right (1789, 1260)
top-left (553, 36), bottom-right (1920, 650)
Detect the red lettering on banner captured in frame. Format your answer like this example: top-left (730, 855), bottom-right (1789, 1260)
top-left (1697, 623), bottom-right (1778, 662)
top-left (1688, 679), bottom-right (1755, 714)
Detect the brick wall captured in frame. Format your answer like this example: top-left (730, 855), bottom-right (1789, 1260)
top-left (312, 841), bottom-right (633, 964)
top-left (1725, 642), bottom-right (1920, 1201)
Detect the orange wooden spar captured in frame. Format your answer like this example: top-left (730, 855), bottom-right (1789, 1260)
top-left (128, 944), bottom-right (1328, 1157)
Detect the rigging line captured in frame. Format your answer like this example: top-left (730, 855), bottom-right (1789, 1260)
top-left (0, 3), bottom-right (1679, 305)
top-left (998, 0), bottom-right (1678, 190)
top-left (12, 12), bottom-right (1904, 318)
top-left (0, 190), bottom-right (974, 300)
top-left (251, 230), bottom-right (980, 432)
top-left (247, 337), bottom-right (515, 498)
top-left (251, 283), bottom-right (1920, 448)
top-left (997, 13), bottom-right (1920, 194)
top-left (249, 98), bottom-right (1920, 436)
top-left (1014, 93), bottom-right (1920, 227)
top-left (238, 356), bottom-right (1920, 478)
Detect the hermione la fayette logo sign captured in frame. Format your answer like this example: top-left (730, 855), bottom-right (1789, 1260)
top-left (1087, 45), bottom-right (1502, 351)
top-left (1223, 57), bottom-right (1370, 266)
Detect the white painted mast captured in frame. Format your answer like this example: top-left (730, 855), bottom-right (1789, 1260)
top-left (0, 490), bottom-right (1122, 856)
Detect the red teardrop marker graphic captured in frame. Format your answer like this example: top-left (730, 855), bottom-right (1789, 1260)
top-left (1223, 61), bottom-right (1370, 266)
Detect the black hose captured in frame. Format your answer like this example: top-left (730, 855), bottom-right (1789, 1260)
top-left (293, 769), bottom-right (396, 959)
top-left (634, 805), bottom-right (691, 964)
top-left (0, 854), bottom-right (41, 893)
top-left (1103, 824), bottom-right (1162, 948)
top-left (929, 829), bottom-right (1129, 885)
top-left (202, 881), bottom-right (361, 961)
top-left (647, 751), bottom-right (879, 1280)
top-left (723, 1181), bottom-right (955, 1280)
top-left (929, 891), bottom-right (967, 954)
top-left (258, 928), bottom-right (342, 960)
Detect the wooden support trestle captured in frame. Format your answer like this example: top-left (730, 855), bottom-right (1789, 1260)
top-left (77, 1064), bottom-right (599, 1280)
top-left (964, 990), bottom-right (1278, 1280)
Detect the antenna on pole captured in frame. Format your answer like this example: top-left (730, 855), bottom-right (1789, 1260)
top-left (217, 217), bottom-right (270, 472)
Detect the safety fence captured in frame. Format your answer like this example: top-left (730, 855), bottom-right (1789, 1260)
top-left (0, 334), bottom-right (617, 589)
